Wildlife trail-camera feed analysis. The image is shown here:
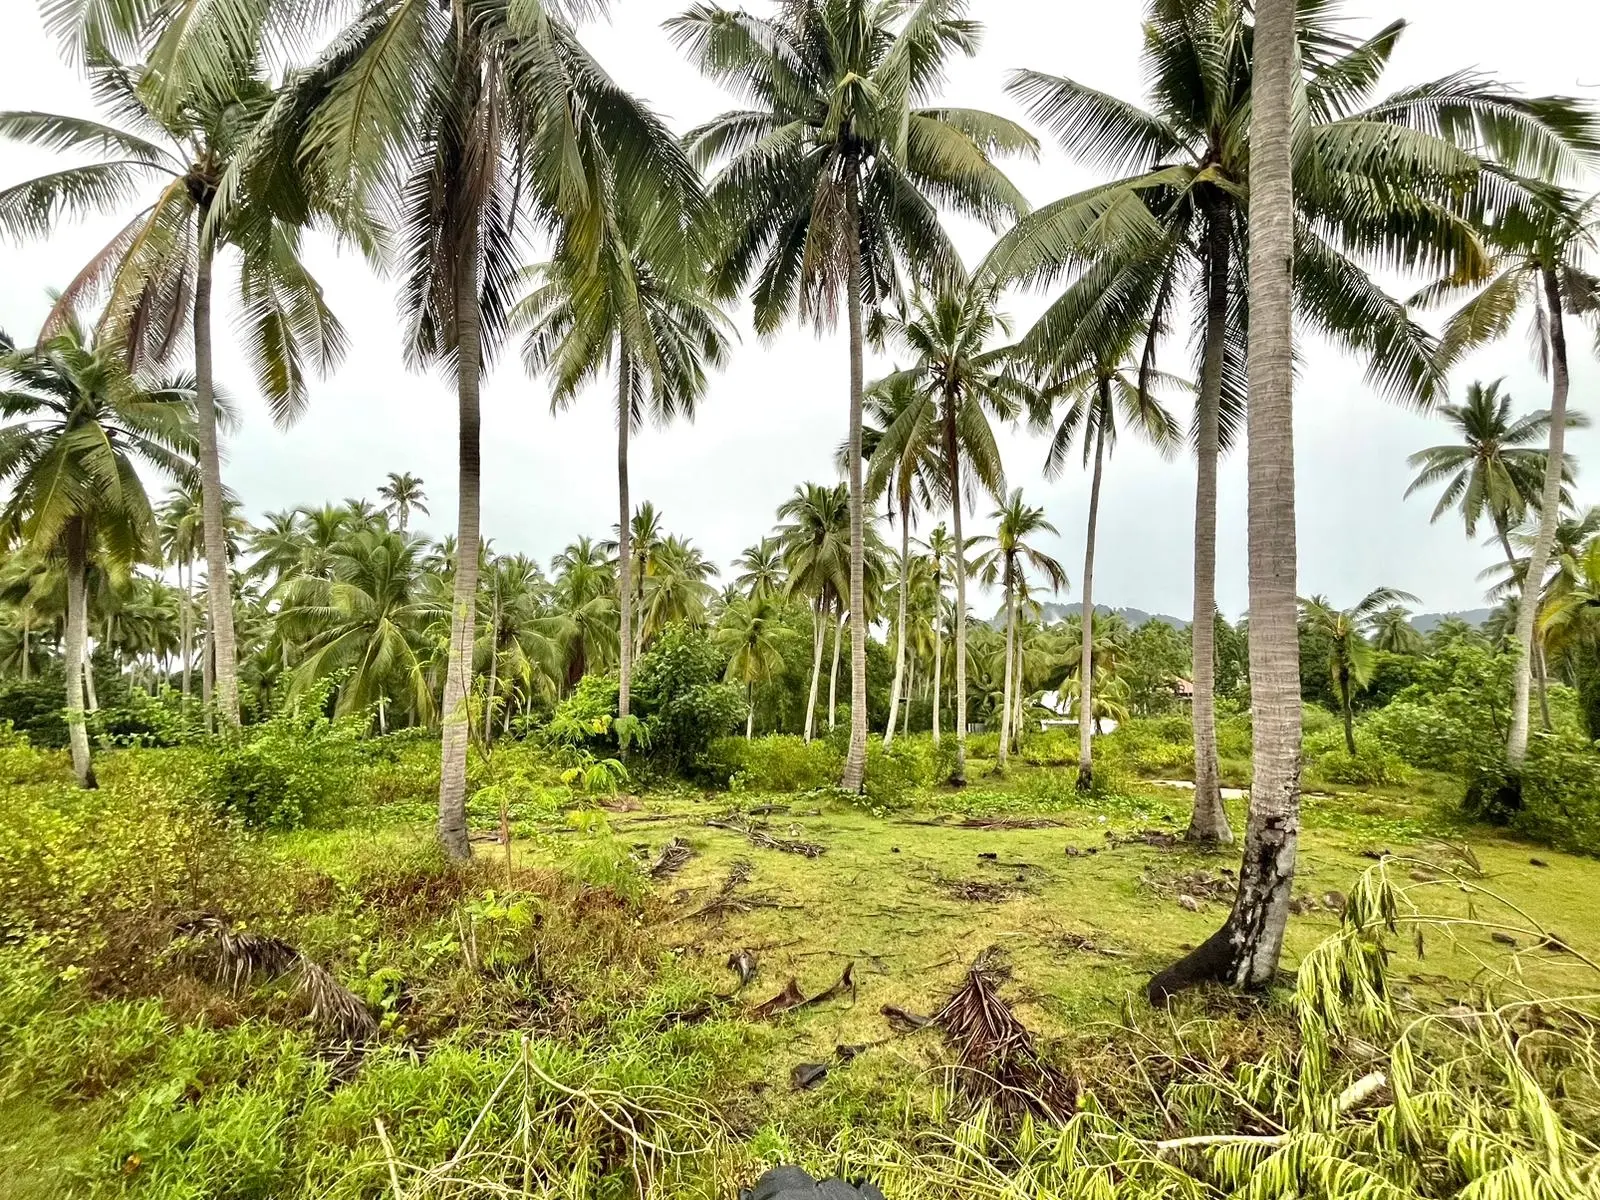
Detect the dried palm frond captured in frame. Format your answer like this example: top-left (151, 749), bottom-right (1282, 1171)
top-left (173, 914), bottom-right (377, 1043)
top-left (649, 837), bottom-right (695, 879)
top-left (934, 948), bottom-right (1077, 1120)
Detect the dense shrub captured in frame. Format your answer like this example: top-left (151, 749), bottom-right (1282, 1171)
top-left (1306, 747), bottom-right (1409, 788)
top-left (861, 737), bottom-right (934, 809)
top-left (1359, 701), bottom-right (1473, 773)
top-left (0, 673), bottom-right (68, 747)
top-left (633, 624), bottom-right (743, 776)
top-left (1509, 734), bottom-right (1600, 856)
top-left (196, 691), bottom-right (365, 830)
top-left (706, 735), bottom-right (839, 792)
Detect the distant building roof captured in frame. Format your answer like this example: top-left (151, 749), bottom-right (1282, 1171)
top-left (1170, 677), bottom-right (1195, 697)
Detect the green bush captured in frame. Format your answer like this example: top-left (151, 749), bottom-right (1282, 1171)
top-left (633, 624), bottom-right (743, 777)
top-left (705, 734), bottom-right (839, 792)
top-left (861, 737), bottom-right (933, 809)
top-left (0, 673), bottom-right (68, 747)
top-left (1359, 701), bottom-right (1473, 773)
top-left (197, 690), bottom-right (364, 830)
top-left (1307, 747), bottom-right (1409, 787)
top-left (1511, 734), bottom-right (1600, 856)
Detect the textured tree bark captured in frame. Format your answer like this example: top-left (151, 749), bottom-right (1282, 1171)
top-left (827, 606), bottom-right (844, 730)
top-left (63, 519), bottom-right (97, 789)
top-left (192, 209), bottom-right (240, 728)
top-left (1185, 201), bottom-right (1233, 845)
top-left (903, 658), bottom-right (914, 736)
top-left (1507, 265), bottom-right (1571, 774)
top-left (884, 493), bottom-right (911, 747)
top-left (1078, 411), bottom-right (1107, 791)
top-left (840, 170), bottom-right (870, 792)
top-left (998, 570), bottom-right (1015, 769)
top-left (945, 405), bottom-right (968, 785)
top-left (437, 202), bottom-right (484, 862)
top-left (931, 620), bottom-right (943, 747)
top-left (1340, 671), bottom-right (1356, 755)
top-left (616, 354), bottom-right (633, 720)
top-left (83, 649), bottom-right (99, 714)
top-left (201, 625), bottom-right (214, 733)
top-left (1153, 0), bottom-right (1299, 1001)
top-left (746, 683), bottom-right (755, 740)
top-left (804, 596), bottom-right (825, 743)
top-left (180, 559), bottom-right (192, 701)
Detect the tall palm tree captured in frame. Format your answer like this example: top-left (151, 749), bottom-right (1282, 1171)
top-left (0, 47), bottom-right (354, 729)
top-left (776, 482), bottom-right (851, 743)
top-left (1032, 347), bottom-right (1181, 794)
top-left (277, 529), bottom-right (436, 733)
top-left (0, 322), bottom-right (192, 786)
top-left (919, 523), bottom-right (955, 745)
top-left (378, 473), bottom-right (429, 532)
top-left (641, 535), bottom-right (719, 641)
top-left (972, 490), bottom-right (1068, 770)
top-left (671, 0), bottom-right (1035, 793)
top-left (716, 595), bottom-right (796, 739)
top-left (259, 0), bottom-right (702, 858)
top-left (157, 481), bottom-right (246, 704)
top-left (732, 538), bottom-right (786, 602)
top-left (872, 282), bottom-right (1028, 780)
top-left (1542, 537), bottom-right (1600, 739)
top-left (987, 0), bottom-right (1590, 843)
top-left (550, 538), bottom-right (619, 691)
top-left (515, 198), bottom-right (730, 720)
top-left (1371, 605), bottom-right (1425, 656)
top-left (1300, 588), bottom-right (1420, 754)
top-left (1422, 190), bottom-right (1600, 778)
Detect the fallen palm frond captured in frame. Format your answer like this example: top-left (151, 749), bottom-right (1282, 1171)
top-left (705, 817), bottom-right (826, 858)
top-left (675, 860), bottom-right (781, 923)
top-left (935, 878), bottom-right (1023, 903)
top-left (173, 913), bottom-right (377, 1042)
top-left (752, 963), bottom-right (856, 1020)
top-left (648, 838), bottom-right (694, 879)
top-left (934, 949), bottom-right (1077, 1120)
top-left (956, 816), bottom-right (1064, 830)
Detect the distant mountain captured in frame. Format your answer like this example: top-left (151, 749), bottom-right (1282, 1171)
top-left (990, 601), bottom-right (1189, 631)
top-left (1409, 608), bottom-right (1493, 634)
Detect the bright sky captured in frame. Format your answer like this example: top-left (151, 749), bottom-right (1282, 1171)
top-left (2, 0), bottom-right (1598, 619)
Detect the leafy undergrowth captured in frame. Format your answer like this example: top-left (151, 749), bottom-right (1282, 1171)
top-left (3, 739), bottom-right (1599, 1197)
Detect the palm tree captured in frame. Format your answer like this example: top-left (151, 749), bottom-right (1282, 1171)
top-left (716, 596), bottom-right (796, 739)
top-left (1032, 347), bottom-right (1181, 794)
top-left (1542, 537), bottom-right (1600, 739)
top-left (640, 536), bottom-right (719, 641)
top-left (1422, 190), bottom-right (1600, 778)
top-left (378, 473), bottom-right (429, 532)
top-left (277, 529), bottom-right (436, 733)
top-left (919, 523), bottom-right (956, 745)
top-left (972, 490), bottom-right (1068, 770)
top-left (0, 47), bottom-right (354, 729)
top-left (732, 538), bottom-right (786, 602)
top-left (873, 282), bottom-right (1028, 781)
top-left (550, 538), bottom-right (619, 691)
top-left (157, 481), bottom-right (246, 705)
top-left (1300, 589), bottom-right (1421, 754)
top-left (1371, 605), bottom-right (1425, 656)
top-left (0, 321), bottom-right (192, 786)
top-left (776, 483), bottom-right (851, 744)
top-left (987, 0), bottom-right (1590, 845)
top-left (515, 198), bottom-right (731, 720)
top-left (259, 0), bottom-right (702, 859)
top-left (672, 0), bottom-right (1035, 793)
top-left (478, 555), bottom-right (565, 740)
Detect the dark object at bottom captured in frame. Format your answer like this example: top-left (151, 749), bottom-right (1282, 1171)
top-left (741, 1167), bottom-right (886, 1200)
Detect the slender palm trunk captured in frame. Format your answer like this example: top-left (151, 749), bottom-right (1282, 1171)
top-left (1508, 264), bottom-right (1571, 772)
top-left (180, 559), bottom-right (192, 701)
top-left (20, 614), bottom-right (28, 683)
top-left (903, 658), bottom-right (915, 736)
top-left (746, 683), bottom-right (755, 740)
top-left (1186, 200), bottom-right (1232, 844)
top-left (83, 649), bottom-right (99, 713)
top-left (1152, 0), bottom-right (1298, 998)
top-left (945, 403), bottom-right (968, 785)
top-left (804, 596), bottom-right (825, 742)
top-left (192, 209), bottom-right (240, 728)
top-left (840, 170), bottom-right (870, 792)
top-left (201, 625), bottom-right (214, 733)
top-left (931, 618), bottom-right (943, 747)
top-left (1340, 671), bottom-right (1356, 755)
top-left (616, 354), bottom-right (634, 720)
top-left (884, 493), bottom-right (912, 747)
top-left (998, 571), bottom-right (1016, 770)
top-left (437, 205), bottom-right (484, 862)
top-left (1495, 524), bottom-right (1550, 730)
top-left (827, 606), bottom-right (844, 730)
top-left (484, 581), bottom-right (500, 751)
top-left (1011, 624), bottom-right (1026, 753)
top-left (1079, 413), bottom-right (1107, 791)
top-left (63, 520), bottom-right (97, 789)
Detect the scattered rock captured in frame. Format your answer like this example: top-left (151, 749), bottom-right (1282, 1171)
top-left (1322, 891), bottom-right (1347, 914)
top-left (1064, 846), bottom-right (1083, 857)
top-left (1530, 857), bottom-right (1549, 868)
top-left (977, 852), bottom-right (998, 861)
top-left (891, 846), bottom-right (900, 853)
top-left (1177, 894), bottom-right (1201, 912)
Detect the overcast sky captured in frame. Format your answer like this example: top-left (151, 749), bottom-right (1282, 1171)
top-left (3, 0), bottom-right (1598, 619)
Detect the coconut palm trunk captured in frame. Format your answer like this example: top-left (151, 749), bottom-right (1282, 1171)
top-left (1078, 411), bottom-right (1107, 791)
top-left (192, 211), bottom-right (240, 729)
top-left (945, 408), bottom-right (969, 784)
top-left (201, 625), bottom-right (214, 732)
top-left (746, 683), bottom-right (755, 739)
top-left (841, 173), bottom-right (870, 792)
top-left (1186, 202), bottom-right (1232, 844)
top-left (998, 569), bottom-right (1016, 769)
top-left (1507, 265), bottom-right (1572, 775)
top-left (1150, 0), bottom-right (1299, 1000)
top-left (884, 494), bottom-right (911, 747)
top-left (437, 207), bottom-right (484, 862)
top-left (828, 605), bottom-right (844, 730)
top-left (63, 519), bottom-right (97, 789)
top-left (179, 560), bottom-right (192, 701)
top-left (931, 619), bottom-right (943, 746)
top-left (804, 595), bottom-right (826, 742)
top-left (1494, 524), bottom-right (1551, 730)
top-left (1339, 669), bottom-right (1357, 754)
top-left (616, 354), bottom-right (634, 720)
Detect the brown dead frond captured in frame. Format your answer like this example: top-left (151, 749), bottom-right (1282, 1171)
top-left (934, 948), bottom-right (1078, 1120)
top-left (173, 914), bottom-right (377, 1043)
top-left (649, 838), bottom-right (695, 879)
top-left (706, 818), bottom-right (826, 858)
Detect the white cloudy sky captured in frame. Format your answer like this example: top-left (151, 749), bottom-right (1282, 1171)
top-left (2, 0), bottom-right (1598, 619)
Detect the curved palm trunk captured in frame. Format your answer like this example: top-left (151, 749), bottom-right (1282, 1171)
top-left (616, 354), bottom-right (634, 721)
top-left (1152, 0), bottom-right (1298, 999)
top-left (437, 207), bottom-right (484, 862)
top-left (83, 648), bottom-right (99, 714)
top-left (1078, 412), bottom-right (1107, 791)
top-left (827, 606), bottom-right (844, 729)
top-left (1508, 264), bottom-right (1571, 772)
top-left (840, 172), bottom-right (870, 792)
top-left (1339, 669), bottom-right (1356, 755)
top-left (63, 519), bottom-right (97, 789)
top-left (998, 574), bottom-right (1016, 769)
top-left (192, 214), bottom-right (240, 729)
top-left (884, 493), bottom-right (912, 747)
top-left (804, 596), bottom-right (825, 742)
top-left (1186, 201), bottom-right (1232, 844)
top-left (945, 403), bottom-right (969, 785)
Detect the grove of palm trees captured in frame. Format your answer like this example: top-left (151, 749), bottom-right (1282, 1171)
top-left (2, 2), bottom-right (1599, 1197)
